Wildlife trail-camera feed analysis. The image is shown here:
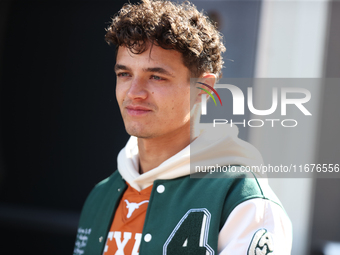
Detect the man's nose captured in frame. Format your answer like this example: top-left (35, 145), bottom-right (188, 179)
top-left (127, 77), bottom-right (148, 100)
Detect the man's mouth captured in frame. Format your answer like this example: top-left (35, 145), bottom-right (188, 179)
top-left (125, 105), bottom-right (152, 116)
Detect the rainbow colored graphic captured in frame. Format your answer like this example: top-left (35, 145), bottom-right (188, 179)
top-left (196, 82), bottom-right (223, 106)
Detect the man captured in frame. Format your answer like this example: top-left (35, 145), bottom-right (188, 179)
top-left (74, 0), bottom-right (292, 254)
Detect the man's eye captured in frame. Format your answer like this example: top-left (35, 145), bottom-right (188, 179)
top-left (151, 75), bottom-right (165, 81)
top-left (117, 72), bottom-right (130, 77)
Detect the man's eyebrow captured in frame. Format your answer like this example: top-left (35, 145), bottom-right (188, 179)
top-left (114, 64), bottom-right (131, 72)
top-left (143, 67), bottom-right (175, 77)
top-left (115, 64), bottom-right (175, 77)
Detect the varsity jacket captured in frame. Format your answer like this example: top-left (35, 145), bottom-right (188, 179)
top-left (74, 125), bottom-right (292, 254)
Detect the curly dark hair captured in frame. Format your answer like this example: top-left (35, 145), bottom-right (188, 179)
top-left (105, 0), bottom-right (226, 78)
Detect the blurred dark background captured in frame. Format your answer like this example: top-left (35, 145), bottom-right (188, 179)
top-left (0, 1), bottom-right (133, 253)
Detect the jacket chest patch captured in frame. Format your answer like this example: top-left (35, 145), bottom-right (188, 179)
top-left (163, 208), bottom-right (214, 255)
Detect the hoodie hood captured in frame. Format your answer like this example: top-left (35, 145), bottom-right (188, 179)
top-left (117, 124), bottom-right (264, 191)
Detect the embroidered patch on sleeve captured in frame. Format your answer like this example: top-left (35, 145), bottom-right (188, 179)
top-left (247, 229), bottom-right (274, 255)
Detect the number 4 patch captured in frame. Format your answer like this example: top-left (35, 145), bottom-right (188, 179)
top-left (163, 208), bottom-right (214, 255)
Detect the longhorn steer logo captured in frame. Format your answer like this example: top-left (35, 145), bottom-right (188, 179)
top-left (124, 199), bottom-right (149, 218)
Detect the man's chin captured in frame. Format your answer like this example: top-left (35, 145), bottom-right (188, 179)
top-left (125, 128), bottom-right (155, 139)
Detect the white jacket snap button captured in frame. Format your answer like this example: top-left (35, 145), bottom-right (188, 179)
top-left (144, 233), bottom-right (152, 242)
top-left (157, 185), bottom-right (165, 193)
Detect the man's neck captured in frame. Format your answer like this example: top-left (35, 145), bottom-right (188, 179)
top-left (137, 129), bottom-right (192, 174)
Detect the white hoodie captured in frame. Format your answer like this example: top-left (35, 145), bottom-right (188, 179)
top-left (117, 124), bottom-right (293, 254)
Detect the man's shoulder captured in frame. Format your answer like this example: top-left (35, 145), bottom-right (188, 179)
top-left (189, 167), bottom-right (281, 201)
top-left (157, 171), bottom-right (267, 207)
top-left (166, 170), bottom-right (284, 218)
top-left (82, 170), bottom-right (126, 209)
top-left (94, 170), bottom-right (123, 189)
top-left (173, 170), bottom-right (264, 196)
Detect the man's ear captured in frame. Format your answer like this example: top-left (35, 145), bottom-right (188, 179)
top-left (195, 73), bottom-right (216, 103)
top-left (200, 73), bottom-right (216, 88)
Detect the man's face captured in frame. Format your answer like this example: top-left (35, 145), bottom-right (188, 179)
top-left (115, 44), bottom-right (196, 139)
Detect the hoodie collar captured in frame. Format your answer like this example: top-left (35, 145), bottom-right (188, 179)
top-left (117, 124), bottom-right (263, 191)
